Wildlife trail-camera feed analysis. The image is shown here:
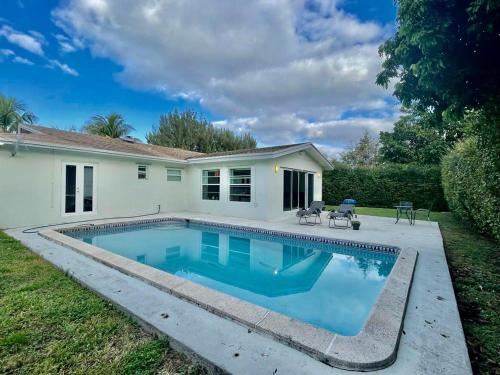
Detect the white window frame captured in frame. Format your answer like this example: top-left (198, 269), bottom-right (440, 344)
top-left (201, 169), bottom-right (221, 201)
top-left (61, 162), bottom-right (98, 216)
top-left (138, 165), bottom-right (149, 180)
top-left (167, 168), bottom-right (182, 182)
top-left (229, 167), bottom-right (252, 203)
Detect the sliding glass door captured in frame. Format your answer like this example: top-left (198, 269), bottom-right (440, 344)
top-left (63, 163), bottom-right (96, 215)
top-left (283, 170), bottom-right (315, 211)
top-left (307, 173), bottom-right (314, 207)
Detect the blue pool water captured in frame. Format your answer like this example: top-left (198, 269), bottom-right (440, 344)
top-left (69, 222), bottom-right (397, 336)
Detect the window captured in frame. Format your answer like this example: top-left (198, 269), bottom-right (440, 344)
top-left (202, 169), bottom-right (220, 200)
top-left (230, 168), bottom-right (251, 202)
top-left (138, 165), bottom-right (148, 180)
top-left (167, 168), bottom-right (182, 182)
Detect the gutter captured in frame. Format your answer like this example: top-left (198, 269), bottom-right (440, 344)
top-left (0, 138), bottom-right (189, 165)
top-left (0, 137), bottom-right (333, 170)
top-left (187, 143), bottom-right (333, 170)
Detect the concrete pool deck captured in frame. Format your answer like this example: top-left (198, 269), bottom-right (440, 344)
top-left (6, 212), bottom-right (472, 375)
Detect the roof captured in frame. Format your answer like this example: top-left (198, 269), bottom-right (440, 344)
top-left (0, 125), bottom-right (203, 161)
top-left (0, 125), bottom-right (332, 169)
top-left (187, 143), bottom-right (308, 159)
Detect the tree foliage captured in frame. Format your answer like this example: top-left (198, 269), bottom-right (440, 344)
top-left (377, 0), bottom-right (500, 115)
top-left (340, 130), bottom-right (379, 167)
top-left (0, 95), bottom-right (37, 132)
top-left (82, 113), bottom-right (134, 138)
top-left (379, 106), bottom-right (450, 164)
top-left (146, 110), bottom-right (257, 153)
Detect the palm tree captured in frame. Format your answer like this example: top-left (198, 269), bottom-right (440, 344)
top-left (82, 113), bottom-right (134, 138)
top-left (0, 95), bottom-right (37, 133)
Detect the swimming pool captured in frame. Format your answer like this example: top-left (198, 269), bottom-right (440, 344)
top-left (67, 220), bottom-right (397, 336)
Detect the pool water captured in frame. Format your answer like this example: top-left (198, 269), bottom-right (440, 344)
top-left (69, 222), bottom-right (397, 336)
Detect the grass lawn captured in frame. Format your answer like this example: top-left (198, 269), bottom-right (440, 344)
top-left (326, 205), bottom-right (499, 374)
top-left (0, 231), bottom-right (204, 375)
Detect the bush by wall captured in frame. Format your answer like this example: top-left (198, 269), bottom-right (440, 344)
top-left (441, 137), bottom-right (500, 241)
top-left (323, 163), bottom-right (447, 211)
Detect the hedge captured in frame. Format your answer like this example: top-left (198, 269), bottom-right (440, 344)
top-left (323, 163), bottom-right (447, 211)
top-left (441, 137), bottom-right (500, 241)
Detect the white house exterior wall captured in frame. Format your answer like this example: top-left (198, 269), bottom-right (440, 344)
top-left (0, 147), bottom-right (325, 229)
top-left (0, 148), bottom-right (187, 229)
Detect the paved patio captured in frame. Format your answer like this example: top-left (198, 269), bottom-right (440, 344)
top-left (6, 212), bottom-right (472, 375)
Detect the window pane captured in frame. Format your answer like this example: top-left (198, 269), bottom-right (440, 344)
top-left (202, 176), bottom-right (220, 184)
top-left (202, 170), bottom-right (220, 200)
top-left (231, 169), bottom-right (250, 176)
top-left (202, 185), bottom-right (220, 200)
top-left (167, 169), bottom-right (182, 181)
top-left (65, 165), bottom-right (76, 213)
top-left (83, 166), bottom-right (93, 212)
top-left (203, 170), bottom-right (220, 177)
top-left (138, 165), bottom-right (147, 179)
top-left (230, 176), bottom-right (251, 184)
top-left (229, 169), bottom-right (251, 202)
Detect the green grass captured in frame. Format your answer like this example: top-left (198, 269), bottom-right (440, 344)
top-left (0, 231), bottom-right (205, 375)
top-left (326, 206), bottom-right (499, 374)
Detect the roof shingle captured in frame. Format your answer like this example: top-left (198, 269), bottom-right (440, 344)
top-left (0, 125), bottom-right (314, 162)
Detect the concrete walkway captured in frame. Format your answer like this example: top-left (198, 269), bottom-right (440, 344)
top-left (6, 212), bottom-right (472, 375)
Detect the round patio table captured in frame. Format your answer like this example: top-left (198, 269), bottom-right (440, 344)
top-left (394, 205), bottom-right (414, 225)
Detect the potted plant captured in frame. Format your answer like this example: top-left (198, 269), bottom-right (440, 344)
top-left (352, 220), bottom-right (361, 230)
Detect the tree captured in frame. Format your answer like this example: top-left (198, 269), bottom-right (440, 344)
top-left (82, 113), bottom-right (134, 138)
top-left (340, 130), bottom-right (379, 167)
top-left (147, 110), bottom-right (257, 153)
top-left (376, 0), bottom-right (500, 117)
top-left (379, 106), bottom-right (450, 164)
top-left (0, 95), bottom-right (37, 132)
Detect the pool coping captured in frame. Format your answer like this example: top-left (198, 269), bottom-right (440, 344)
top-left (39, 216), bottom-right (418, 371)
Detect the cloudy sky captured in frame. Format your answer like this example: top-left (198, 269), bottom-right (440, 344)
top-left (0, 0), bottom-right (398, 157)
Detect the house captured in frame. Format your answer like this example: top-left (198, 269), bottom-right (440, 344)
top-left (0, 125), bottom-right (332, 229)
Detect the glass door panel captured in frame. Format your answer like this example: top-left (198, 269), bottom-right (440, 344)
top-left (307, 173), bottom-right (314, 207)
top-left (299, 172), bottom-right (306, 208)
top-left (65, 165), bottom-right (76, 213)
top-left (64, 163), bottom-right (96, 215)
top-left (292, 171), bottom-right (299, 208)
top-left (283, 170), bottom-right (291, 211)
top-left (83, 166), bottom-right (94, 212)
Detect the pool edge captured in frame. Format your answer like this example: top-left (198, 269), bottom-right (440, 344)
top-left (39, 217), bottom-right (417, 371)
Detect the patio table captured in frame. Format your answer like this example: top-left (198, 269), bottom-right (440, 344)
top-left (394, 204), bottom-right (414, 225)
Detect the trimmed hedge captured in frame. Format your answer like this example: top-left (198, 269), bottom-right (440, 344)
top-left (441, 137), bottom-right (500, 241)
top-left (323, 163), bottom-right (447, 211)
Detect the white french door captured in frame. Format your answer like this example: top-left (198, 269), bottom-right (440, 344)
top-left (63, 162), bottom-right (97, 215)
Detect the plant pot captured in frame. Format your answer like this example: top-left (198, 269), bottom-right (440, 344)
top-left (352, 222), bottom-right (361, 230)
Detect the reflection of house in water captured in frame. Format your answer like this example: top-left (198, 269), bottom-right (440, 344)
top-left (161, 231), bottom-right (333, 297)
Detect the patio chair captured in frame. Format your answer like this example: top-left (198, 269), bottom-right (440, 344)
top-left (411, 201), bottom-right (434, 224)
top-left (296, 201), bottom-right (325, 225)
top-left (327, 204), bottom-right (354, 229)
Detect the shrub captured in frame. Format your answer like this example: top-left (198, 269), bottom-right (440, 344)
top-left (441, 137), bottom-right (500, 241)
top-left (323, 163), bottom-right (447, 211)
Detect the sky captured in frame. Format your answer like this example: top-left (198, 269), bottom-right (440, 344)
top-left (0, 0), bottom-right (398, 158)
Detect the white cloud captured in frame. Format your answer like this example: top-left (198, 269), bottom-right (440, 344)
top-left (52, 0), bottom-right (398, 151)
top-left (47, 59), bottom-right (79, 76)
top-left (0, 48), bottom-right (15, 57)
top-left (0, 25), bottom-right (45, 55)
top-left (54, 33), bottom-right (84, 53)
top-left (12, 56), bottom-right (34, 65)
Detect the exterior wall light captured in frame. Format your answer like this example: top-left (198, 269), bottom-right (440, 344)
top-left (274, 164), bottom-right (279, 173)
